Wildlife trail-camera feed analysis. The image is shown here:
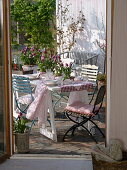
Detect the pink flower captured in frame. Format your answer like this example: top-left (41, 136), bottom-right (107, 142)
top-left (60, 63), bottom-right (63, 67)
top-left (69, 62), bottom-right (72, 67)
top-left (19, 112), bottom-right (22, 116)
top-left (41, 55), bottom-right (45, 61)
top-left (65, 63), bottom-right (68, 67)
top-left (44, 51), bottom-right (47, 54)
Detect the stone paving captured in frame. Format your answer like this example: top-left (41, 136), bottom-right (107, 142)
top-left (12, 70), bottom-right (106, 156)
top-left (29, 108), bottom-right (105, 156)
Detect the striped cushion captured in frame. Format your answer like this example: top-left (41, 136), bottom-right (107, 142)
top-left (65, 101), bottom-right (99, 116)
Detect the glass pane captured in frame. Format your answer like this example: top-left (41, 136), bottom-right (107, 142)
top-left (0, 0), bottom-right (6, 157)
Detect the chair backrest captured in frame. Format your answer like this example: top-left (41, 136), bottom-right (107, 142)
top-left (81, 64), bottom-right (99, 82)
top-left (12, 75), bottom-right (33, 99)
top-left (94, 85), bottom-right (106, 111)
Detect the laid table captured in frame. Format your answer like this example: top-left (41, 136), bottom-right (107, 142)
top-left (27, 75), bottom-right (95, 142)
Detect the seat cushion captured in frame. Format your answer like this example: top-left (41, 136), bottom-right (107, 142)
top-left (18, 94), bottom-right (34, 105)
top-left (65, 101), bottom-right (99, 116)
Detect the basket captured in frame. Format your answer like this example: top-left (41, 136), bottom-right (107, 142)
top-left (91, 153), bottom-right (127, 170)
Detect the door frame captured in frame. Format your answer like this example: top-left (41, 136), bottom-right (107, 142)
top-left (0, 0), bottom-right (12, 163)
top-left (3, 0), bottom-right (111, 157)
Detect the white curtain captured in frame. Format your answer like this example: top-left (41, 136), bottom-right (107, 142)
top-left (56, 0), bottom-right (106, 51)
top-left (56, 0), bottom-right (106, 72)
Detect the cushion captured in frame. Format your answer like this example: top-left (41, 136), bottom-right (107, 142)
top-left (18, 94), bottom-right (34, 105)
top-left (65, 101), bottom-right (99, 116)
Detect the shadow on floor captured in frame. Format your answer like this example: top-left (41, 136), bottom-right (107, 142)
top-left (28, 110), bottom-right (105, 156)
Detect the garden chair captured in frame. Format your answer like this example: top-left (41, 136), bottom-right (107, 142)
top-left (12, 75), bottom-right (35, 130)
top-left (81, 64), bottom-right (99, 103)
top-left (63, 85), bottom-right (106, 143)
top-left (53, 53), bottom-right (99, 112)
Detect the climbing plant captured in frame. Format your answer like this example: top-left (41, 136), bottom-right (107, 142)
top-left (11, 0), bottom-right (56, 48)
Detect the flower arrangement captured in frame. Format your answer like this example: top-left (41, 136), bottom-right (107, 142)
top-left (20, 46), bottom-right (41, 65)
top-left (54, 61), bottom-right (73, 79)
top-left (14, 113), bottom-right (29, 134)
top-left (62, 63), bottom-right (72, 79)
top-left (38, 49), bottom-right (61, 72)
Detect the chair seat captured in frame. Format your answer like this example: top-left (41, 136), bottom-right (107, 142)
top-left (18, 94), bottom-right (34, 105)
top-left (65, 101), bottom-right (99, 116)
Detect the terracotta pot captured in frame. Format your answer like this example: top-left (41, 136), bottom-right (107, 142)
top-left (15, 132), bottom-right (29, 153)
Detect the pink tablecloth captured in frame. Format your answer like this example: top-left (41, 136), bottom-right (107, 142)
top-left (60, 82), bottom-right (93, 92)
top-left (26, 84), bottom-right (51, 127)
top-left (26, 80), bottom-right (93, 127)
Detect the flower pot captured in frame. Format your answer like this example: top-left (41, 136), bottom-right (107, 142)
top-left (15, 132), bottom-right (29, 153)
top-left (22, 65), bottom-right (38, 74)
top-left (98, 80), bottom-right (106, 90)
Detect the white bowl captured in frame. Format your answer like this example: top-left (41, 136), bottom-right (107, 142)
top-left (45, 79), bottom-right (58, 86)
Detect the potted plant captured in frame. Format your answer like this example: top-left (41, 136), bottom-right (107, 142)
top-left (20, 46), bottom-right (41, 74)
top-left (37, 49), bottom-right (60, 73)
top-left (97, 73), bottom-right (106, 89)
top-left (14, 113), bottom-right (30, 153)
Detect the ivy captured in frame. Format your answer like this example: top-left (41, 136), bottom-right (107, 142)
top-left (11, 0), bottom-right (56, 48)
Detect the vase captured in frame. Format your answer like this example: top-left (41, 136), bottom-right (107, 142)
top-left (22, 65), bottom-right (38, 74)
top-left (15, 132), bottom-right (29, 153)
top-left (45, 69), bottom-right (54, 80)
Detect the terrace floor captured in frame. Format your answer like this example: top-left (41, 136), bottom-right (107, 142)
top-left (13, 71), bottom-right (106, 157)
top-left (26, 108), bottom-right (105, 157)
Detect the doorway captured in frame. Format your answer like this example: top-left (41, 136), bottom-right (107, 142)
top-left (0, 0), bottom-right (11, 162)
top-left (11, 0), bottom-right (107, 157)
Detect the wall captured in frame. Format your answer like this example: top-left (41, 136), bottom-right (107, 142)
top-left (107, 0), bottom-right (127, 150)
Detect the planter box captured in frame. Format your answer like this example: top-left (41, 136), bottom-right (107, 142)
top-left (22, 65), bottom-right (38, 74)
top-left (15, 133), bottom-right (29, 153)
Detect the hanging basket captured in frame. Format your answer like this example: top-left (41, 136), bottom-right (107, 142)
top-left (91, 153), bottom-right (127, 170)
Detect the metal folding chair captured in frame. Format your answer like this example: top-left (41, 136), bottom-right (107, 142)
top-left (63, 85), bottom-right (106, 143)
top-left (12, 75), bottom-right (35, 130)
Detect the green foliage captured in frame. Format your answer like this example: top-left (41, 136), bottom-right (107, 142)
top-left (11, 0), bottom-right (56, 48)
top-left (14, 114), bottom-right (29, 133)
top-left (97, 73), bottom-right (106, 82)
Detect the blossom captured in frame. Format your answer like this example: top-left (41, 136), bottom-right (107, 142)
top-left (41, 55), bottom-right (45, 61)
top-left (60, 63), bottom-right (63, 67)
top-left (38, 49), bottom-right (60, 72)
top-left (30, 47), bottom-right (35, 51)
top-left (44, 50), bottom-right (47, 54)
top-left (20, 46), bottom-right (40, 65)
